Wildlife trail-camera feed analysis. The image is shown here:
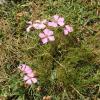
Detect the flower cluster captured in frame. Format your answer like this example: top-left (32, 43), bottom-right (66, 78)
top-left (26, 15), bottom-right (73, 44)
top-left (18, 64), bottom-right (37, 85)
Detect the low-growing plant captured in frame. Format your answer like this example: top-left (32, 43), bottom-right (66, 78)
top-left (0, 0), bottom-right (100, 100)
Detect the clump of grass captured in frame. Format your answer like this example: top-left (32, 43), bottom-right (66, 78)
top-left (0, 0), bottom-right (100, 99)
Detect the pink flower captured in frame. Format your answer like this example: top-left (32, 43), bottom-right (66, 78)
top-left (39, 29), bottom-right (55, 44)
top-left (18, 64), bottom-right (38, 85)
top-left (48, 15), bottom-right (65, 27)
top-left (26, 20), bottom-right (47, 32)
top-left (18, 64), bottom-right (33, 74)
top-left (23, 75), bottom-right (37, 85)
top-left (64, 25), bottom-right (73, 35)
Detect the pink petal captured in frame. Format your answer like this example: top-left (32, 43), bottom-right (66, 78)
top-left (48, 22), bottom-right (58, 27)
top-left (53, 15), bottom-right (59, 21)
top-left (27, 73), bottom-right (35, 77)
top-left (58, 18), bottom-right (64, 26)
top-left (24, 67), bottom-right (32, 74)
top-left (43, 29), bottom-right (50, 34)
top-left (33, 23), bottom-right (45, 29)
top-left (26, 79), bottom-right (32, 85)
top-left (64, 29), bottom-right (69, 35)
top-left (32, 78), bottom-right (38, 83)
top-left (42, 38), bottom-right (48, 44)
top-left (39, 33), bottom-right (45, 38)
top-left (48, 36), bottom-right (55, 41)
top-left (33, 23), bottom-right (38, 29)
top-left (18, 64), bottom-right (32, 74)
top-left (43, 29), bottom-right (53, 36)
top-left (23, 75), bottom-right (29, 81)
top-left (58, 21), bottom-right (64, 26)
top-left (25, 69), bottom-right (32, 74)
top-left (58, 17), bottom-right (64, 22)
top-left (65, 25), bottom-right (73, 32)
top-left (38, 24), bottom-right (46, 29)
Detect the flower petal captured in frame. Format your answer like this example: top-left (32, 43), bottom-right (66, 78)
top-left (65, 25), bottom-right (73, 32)
top-left (43, 28), bottom-right (49, 34)
top-left (39, 24), bottom-right (46, 29)
top-left (33, 23), bottom-right (46, 29)
top-left (39, 33), bottom-right (45, 38)
top-left (42, 38), bottom-right (48, 44)
top-left (23, 75), bottom-right (29, 81)
top-left (24, 66), bottom-right (32, 74)
top-left (48, 36), bottom-right (55, 41)
top-left (48, 22), bottom-right (58, 27)
top-left (58, 17), bottom-right (64, 26)
top-left (26, 79), bottom-right (32, 85)
top-left (27, 73), bottom-right (35, 77)
top-left (43, 29), bottom-right (53, 36)
top-left (58, 17), bottom-right (64, 22)
top-left (33, 23), bottom-right (39, 29)
top-left (64, 29), bottom-right (69, 35)
top-left (58, 21), bottom-right (64, 26)
top-left (53, 15), bottom-right (59, 21)
top-left (32, 78), bottom-right (37, 83)
top-left (18, 64), bottom-right (32, 74)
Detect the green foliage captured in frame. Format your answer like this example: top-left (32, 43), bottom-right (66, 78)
top-left (0, 0), bottom-right (100, 99)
